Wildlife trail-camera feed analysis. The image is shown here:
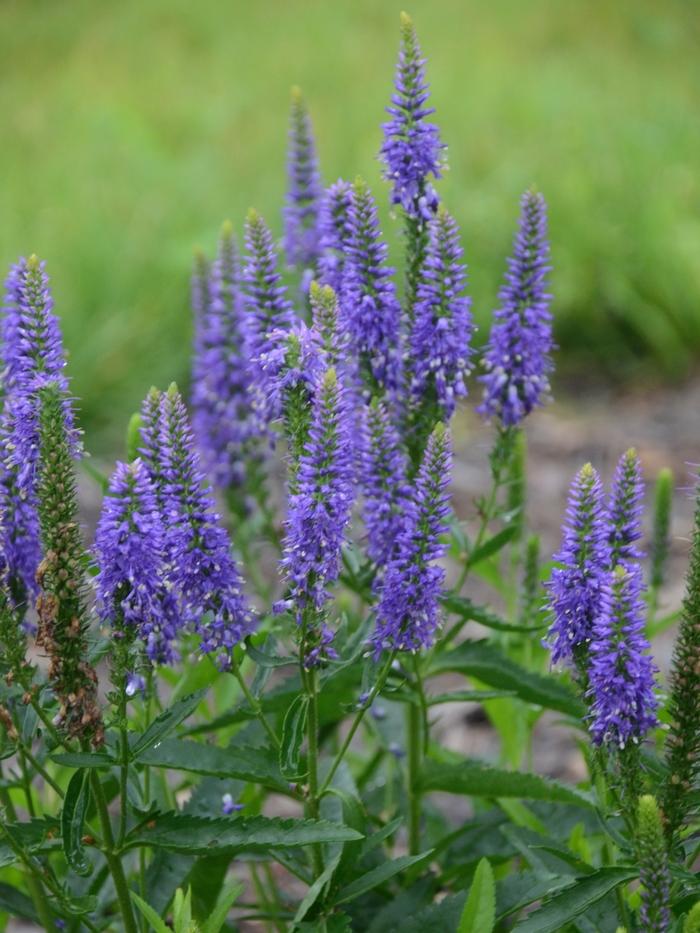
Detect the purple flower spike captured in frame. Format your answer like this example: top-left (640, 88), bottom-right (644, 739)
top-left (479, 190), bottom-right (553, 427)
top-left (607, 448), bottom-right (644, 568)
top-left (281, 368), bottom-right (354, 665)
top-left (372, 424), bottom-right (451, 655)
top-left (588, 564), bottom-right (658, 748)
top-left (243, 210), bottom-right (294, 370)
top-left (341, 179), bottom-right (402, 397)
top-left (191, 224), bottom-right (262, 489)
top-left (361, 399), bottom-right (410, 566)
top-left (94, 459), bottom-right (180, 664)
top-left (318, 180), bottom-right (353, 295)
top-left (144, 385), bottom-right (256, 665)
top-left (380, 12), bottom-right (444, 220)
top-left (410, 207), bottom-right (474, 419)
top-left (284, 87), bottom-right (323, 269)
top-left (545, 464), bottom-right (609, 668)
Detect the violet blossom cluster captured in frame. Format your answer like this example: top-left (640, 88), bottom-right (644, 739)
top-left (380, 12), bottom-right (444, 220)
top-left (479, 190), bottom-right (553, 427)
top-left (284, 87), bottom-right (323, 270)
top-left (318, 180), bottom-right (353, 296)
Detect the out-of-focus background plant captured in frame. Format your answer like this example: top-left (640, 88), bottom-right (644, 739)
top-left (1, 0), bottom-right (698, 451)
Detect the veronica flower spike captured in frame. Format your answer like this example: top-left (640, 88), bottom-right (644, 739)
top-left (380, 12), bottom-right (444, 221)
top-left (341, 178), bottom-right (402, 397)
top-left (281, 367), bottom-right (354, 666)
top-left (372, 423), bottom-right (451, 655)
top-left (410, 206), bottom-right (474, 422)
top-left (607, 447), bottom-right (644, 569)
top-left (545, 464), bottom-right (609, 671)
top-left (284, 87), bottom-right (323, 270)
top-left (94, 459), bottom-right (179, 664)
top-left (479, 189), bottom-right (553, 427)
top-left (318, 180), bottom-right (353, 296)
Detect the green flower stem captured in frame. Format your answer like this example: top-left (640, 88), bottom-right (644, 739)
top-left (90, 771), bottom-right (138, 933)
top-left (139, 669), bottom-right (155, 930)
top-left (407, 696), bottom-right (423, 856)
top-left (304, 665), bottom-right (324, 878)
top-left (18, 742), bottom-right (64, 799)
top-left (117, 680), bottom-right (130, 849)
top-left (318, 653), bottom-right (395, 797)
top-left (231, 654), bottom-right (280, 750)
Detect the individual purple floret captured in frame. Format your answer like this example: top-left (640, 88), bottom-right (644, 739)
top-left (94, 459), bottom-right (180, 664)
top-left (361, 399), bottom-right (410, 567)
top-left (410, 207), bottom-right (474, 419)
top-left (588, 564), bottom-right (658, 748)
top-left (284, 87), bottom-right (323, 269)
top-left (341, 179), bottom-right (402, 397)
top-left (479, 190), bottom-right (553, 427)
top-left (191, 224), bottom-right (262, 488)
top-left (607, 448), bottom-right (644, 568)
top-left (371, 424), bottom-right (451, 655)
top-left (145, 385), bottom-right (256, 665)
top-left (380, 12), bottom-right (444, 220)
top-left (545, 464), bottom-right (609, 668)
top-left (281, 368), bottom-right (354, 665)
top-left (243, 209), bottom-right (294, 375)
top-left (318, 180), bottom-right (353, 296)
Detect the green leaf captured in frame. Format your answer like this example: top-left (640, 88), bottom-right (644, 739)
top-left (419, 760), bottom-right (594, 809)
top-left (244, 638), bottom-right (296, 668)
top-left (0, 818), bottom-right (60, 867)
top-left (467, 526), bottom-right (517, 567)
top-left (458, 857), bottom-right (495, 933)
top-left (173, 887), bottom-right (192, 933)
top-left (442, 595), bottom-right (544, 633)
top-left (124, 813), bottom-right (363, 854)
top-left (0, 882), bottom-right (38, 922)
top-left (201, 881), bottom-right (245, 933)
top-left (430, 641), bottom-right (583, 718)
top-left (511, 867), bottom-right (637, 933)
top-left (61, 768), bottom-right (92, 877)
top-left (428, 690), bottom-right (516, 706)
top-left (334, 852), bottom-right (433, 906)
top-left (131, 891), bottom-right (171, 933)
top-left (294, 851), bottom-right (342, 925)
top-left (280, 694), bottom-right (309, 781)
top-left (130, 690), bottom-right (206, 757)
top-left (135, 738), bottom-right (288, 793)
top-left (51, 751), bottom-right (116, 769)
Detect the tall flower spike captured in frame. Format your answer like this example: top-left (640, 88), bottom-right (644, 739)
top-left (545, 464), bottom-right (609, 670)
top-left (281, 368), bottom-right (354, 665)
top-left (662, 470), bottom-right (700, 840)
top-left (94, 459), bottom-right (180, 664)
top-left (243, 210), bottom-right (294, 369)
top-left (191, 223), bottom-right (262, 489)
top-left (607, 448), bottom-right (644, 568)
top-left (341, 178), bottom-right (402, 397)
top-left (318, 180), bottom-right (353, 296)
top-left (309, 281), bottom-right (343, 365)
top-left (650, 467), bottom-right (673, 592)
top-left (380, 12), bottom-right (444, 221)
top-left (155, 385), bottom-right (256, 665)
top-left (479, 190), bottom-right (553, 427)
top-left (372, 423), bottom-right (451, 655)
top-left (284, 87), bottom-right (323, 269)
top-left (409, 207), bottom-right (474, 422)
top-left (587, 563), bottom-right (657, 749)
top-left (35, 382), bottom-right (103, 745)
top-left (637, 795), bottom-right (671, 933)
top-left (361, 399), bottom-right (410, 567)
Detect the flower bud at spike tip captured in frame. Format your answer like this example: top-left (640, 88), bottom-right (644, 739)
top-left (607, 448), bottom-right (644, 569)
top-left (636, 795), bottom-right (671, 933)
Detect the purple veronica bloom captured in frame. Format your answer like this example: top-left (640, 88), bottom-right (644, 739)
top-left (191, 225), bottom-right (262, 488)
top-left (410, 207), bottom-right (474, 419)
top-left (318, 180), bottom-right (353, 295)
top-left (479, 190), bottom-right (553, 427)
top-left (94, 459), bottom-right (180, 663)
top-left (588, 564), bottom-right (658, 748)
top-left (281, 368), bottom-right (354, 665)
top-left (361, 399), bottom-right (410, 566)
top-left (144, 385), bottom-right (256, 665)
top-left (243, 210), bottom-right (294, 375)
top-left (372, 424), bottom-right (451, 655)
top-left (125, 673), bottom-right (147, 698)
top-left (258, 320), bottom-right (326, 424)
top-left (545, 464), bottom-right (609, 667)
top-left (221, 793), bottom-right (244, 815)
top-left (284, 88), bottom-right (323, 269)
top-left (380, 13), bottom-right (444, 220)
top-left (607, 448), bottom-right (644, 568)
top-left (341, 179), bottom-right (402, 396)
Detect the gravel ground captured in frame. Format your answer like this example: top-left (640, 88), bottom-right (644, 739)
top-left (8, 378), bottom-right (699, 931)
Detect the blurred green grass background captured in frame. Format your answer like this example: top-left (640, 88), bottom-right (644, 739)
top-left (1, 0), bottom-right (698, 452)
